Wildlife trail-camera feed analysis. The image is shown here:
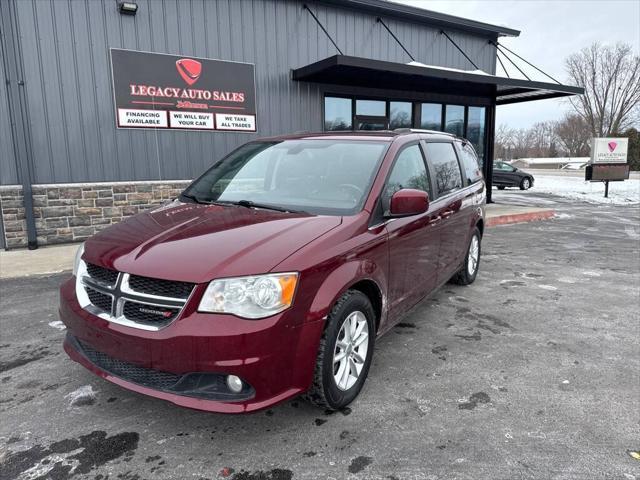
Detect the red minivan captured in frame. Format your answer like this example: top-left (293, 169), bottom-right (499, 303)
top-left (59, 130), bottom-right (485, 413)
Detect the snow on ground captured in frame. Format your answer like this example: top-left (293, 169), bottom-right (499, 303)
top-left (532, 175), bottom-right (640, 205)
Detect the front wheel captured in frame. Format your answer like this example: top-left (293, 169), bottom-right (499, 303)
top-left (520, 177), bottom-right (531, 190)
top-left (304, 290), bottom-right (376, 410)
top-left (450, 227), bottom-right (481, 285)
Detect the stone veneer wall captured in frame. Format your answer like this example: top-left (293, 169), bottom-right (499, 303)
top-left (0, 181), bottom-right (190, 249)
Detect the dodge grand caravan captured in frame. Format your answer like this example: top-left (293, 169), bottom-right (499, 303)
top-left (60, 130), bottom-right (485, 413)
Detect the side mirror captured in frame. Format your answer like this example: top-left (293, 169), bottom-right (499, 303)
top-left (388, 189), bottom-right (429, 217)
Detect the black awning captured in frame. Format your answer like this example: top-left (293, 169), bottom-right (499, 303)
top-left (291, 55), bottom-right (583, 105)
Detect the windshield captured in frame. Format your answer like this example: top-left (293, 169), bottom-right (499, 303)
top-left (182, 139), bottom-right (389, 215)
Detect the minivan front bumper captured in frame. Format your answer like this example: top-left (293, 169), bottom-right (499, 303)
top-left (59, 277), bottom-right (324, 413)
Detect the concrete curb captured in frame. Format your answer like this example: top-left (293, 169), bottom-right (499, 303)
top-left (486, 209), bottom-right (555, 227)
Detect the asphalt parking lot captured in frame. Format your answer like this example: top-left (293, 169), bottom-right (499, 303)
top-left (1, 192), bottom-right (639, 480)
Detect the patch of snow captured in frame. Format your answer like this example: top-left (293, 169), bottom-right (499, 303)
top-left (18, 450), bottom-right (82, 480)
top-left (533, 175), bottom-right (640, 205)
top-left (537, 284), bottom-right (558, 291)
top-left (48, 320), bottom-right (66, 331)
top-left (582, 271), bottom-right (601, 277)
top-left (624, 226), bottom-right (640, 239)
top-left (65, 385), bottom-right (97, 407)
top-left (557, 277), bottom-right (578, 284)
top-left (406, 61), bottom-right (489, 76)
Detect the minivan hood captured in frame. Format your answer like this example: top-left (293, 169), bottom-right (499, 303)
top-left (83, 201), bottom-right (342, 283)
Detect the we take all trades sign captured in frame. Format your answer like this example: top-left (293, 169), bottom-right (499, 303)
top-left (111, 48), bottom-right (256, 133)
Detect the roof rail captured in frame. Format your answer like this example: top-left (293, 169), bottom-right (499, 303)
top-left (393, 128), bottom-right (457, 137)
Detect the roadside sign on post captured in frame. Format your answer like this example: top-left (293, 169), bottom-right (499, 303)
top-left (587, 138), bottom-right (629, 198)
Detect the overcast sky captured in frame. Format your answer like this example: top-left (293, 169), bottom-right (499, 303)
top-left (396, 0), bottom-right (640, 129)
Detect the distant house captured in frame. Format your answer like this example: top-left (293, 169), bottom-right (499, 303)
top-left (509, 157), bottom-right (590, 170)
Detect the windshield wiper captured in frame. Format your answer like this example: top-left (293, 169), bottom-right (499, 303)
top-left (232, 199), bottom-right (304, 214)
top-left (180, 193), bottom-right (210, 204)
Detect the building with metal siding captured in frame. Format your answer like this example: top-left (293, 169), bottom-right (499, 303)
top-left (0, 0), bottom-right (581, 249)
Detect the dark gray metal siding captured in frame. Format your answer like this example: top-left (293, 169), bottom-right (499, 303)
top-left (1, 0), bottom-right (497, 185)
top-left (0, 0), bottom-right (18, 186)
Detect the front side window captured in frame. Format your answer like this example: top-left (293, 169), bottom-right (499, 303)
top-left (495, 162), bottom-right (514, 171)
top-left (183, 140), bottom-right (388, 216)
top-left (424, 142), bottom-right (463, 196)
top-left (383, 144), bottom-right (430, 211)
top-left (325, 97), bottom-right (352, 131)
top-left (459, 143), bottom-right (483, 184)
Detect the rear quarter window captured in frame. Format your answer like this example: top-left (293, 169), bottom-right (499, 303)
top-left (424, 142), bottom-right (463, 196)
top-left (459, 143), bottom-right (483, 184)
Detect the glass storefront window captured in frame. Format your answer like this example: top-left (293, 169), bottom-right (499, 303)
top-left (389, 102), bottom-right (412, 129)
top-left (444, 105), bottom-right (465, 136)
top-left (466, 106), bottom-right (486, 164)
top-left (324, 97), bottom-right (352, 131)
top-left (420, 103), bottom-right (442, 130)
top-left (357, 120), bottom-right (387, 130)
top-left (356, 99), bottom-right (386, 116)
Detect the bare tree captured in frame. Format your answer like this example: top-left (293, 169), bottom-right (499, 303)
top-left (529, 121), bottom-right (558, 157)
top-left (512, 128), bottom-right (535, 158)
top-left (554, 114), bottom-right (591, 157)
top-left (495, 124), bottom-right (514, 160)
top-left (566, 42), bottom-right (640, 136)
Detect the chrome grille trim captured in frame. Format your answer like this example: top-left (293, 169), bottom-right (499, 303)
top-left (75, 260), bottom-right (191, 331)
top-left (120, 273), bottom-right (193, 303)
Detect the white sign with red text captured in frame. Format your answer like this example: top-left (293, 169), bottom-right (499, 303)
top-left (118, 109), bottom-right (168, 128)
top-left (215, 114), bottom-right (256, 132)
top-left (169, 111), bottom-right (214, 130)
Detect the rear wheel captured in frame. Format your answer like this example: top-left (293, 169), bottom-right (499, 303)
top-left (304, 290), bottom-right (375, 410)
top-left (450, 227), bottom-right (481, 285)
top-left (520, 177), bottom-right (531, 190)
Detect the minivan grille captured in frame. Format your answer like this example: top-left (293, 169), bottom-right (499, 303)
top-left (78, 266), bottom-right (192, 330)
top-left (128, 274), bottom-right (194, 299)
top-left (86, 263), bottom-right (119, 287)
top-left (85, 286), bottom-right (112, 313)
top-left (122, 301), bottom-right (180, 327)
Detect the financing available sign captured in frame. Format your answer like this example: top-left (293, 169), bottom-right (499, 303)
top-left (590, 137), bottom-right (628, 164)
top-left (110, 48), bottom-right (256, 132)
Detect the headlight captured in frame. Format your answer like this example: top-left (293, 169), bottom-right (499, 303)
top-left (73, 243), bottom-right (85, 277)
top-left (198, 272), bottom-right (298, 319)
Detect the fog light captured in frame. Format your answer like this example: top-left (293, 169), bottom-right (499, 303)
top-left (226, 375), bottom-right (243, 393)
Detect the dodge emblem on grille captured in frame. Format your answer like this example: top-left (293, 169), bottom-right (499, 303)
top-left (139, 307), bottom-right (173, 318)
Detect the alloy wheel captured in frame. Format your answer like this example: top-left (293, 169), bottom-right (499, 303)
top-left (333, 311), bottom-right (369, 391)
top-left (467, 235), bottom-right (480, 275)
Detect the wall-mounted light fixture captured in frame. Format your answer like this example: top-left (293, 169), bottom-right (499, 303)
top-left (118, 1), bottom-right (138, 16)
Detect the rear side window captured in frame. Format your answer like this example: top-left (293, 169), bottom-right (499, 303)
top-left (424, 142), bottom-right (463, 196)
top-left (382, 144), bottom-right (430, 211)
top-left (459, 143), bottom-right (483, 184)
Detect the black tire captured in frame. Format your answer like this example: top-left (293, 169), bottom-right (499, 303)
top-left (303, 290), bottom-right (376, 410)
top-left (450, 227), bottom-right (482, 285)
top-left (497, 186), bottom-right (506, 190)
top-left (520, 177), bottom-right (532, 190)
